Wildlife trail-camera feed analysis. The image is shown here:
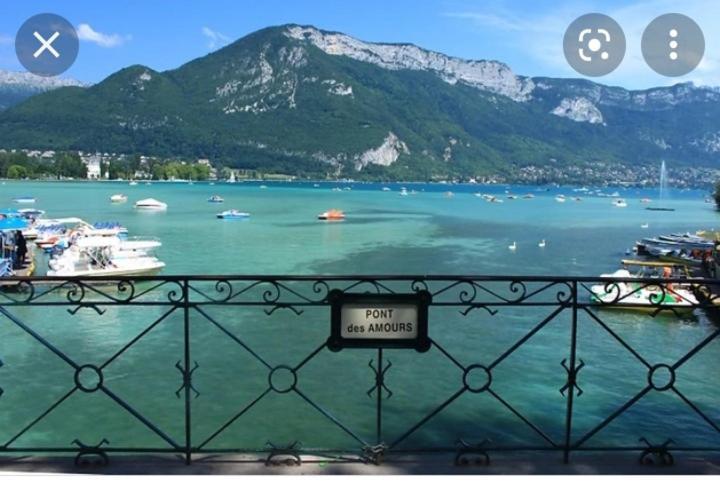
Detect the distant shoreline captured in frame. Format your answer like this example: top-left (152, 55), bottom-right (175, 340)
top-left (0, 177), bottom-right (711, 194)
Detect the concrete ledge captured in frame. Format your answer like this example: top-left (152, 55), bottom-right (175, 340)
top-left (1, 452), bottom-right (719, 475)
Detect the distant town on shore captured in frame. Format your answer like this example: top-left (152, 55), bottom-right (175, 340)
top-left (0, 147), bottom-right (718, 189)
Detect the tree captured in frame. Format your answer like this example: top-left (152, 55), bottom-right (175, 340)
top-left (55, 153), bottom-right (87, 179)
top-left (6, 164), bottom-right (28, 179)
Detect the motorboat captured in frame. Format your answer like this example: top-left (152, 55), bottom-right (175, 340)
top-left (208, 195), bottom-right (224, 203)
top-left (217, 209), bottom-right (250, 219)
top-left (18, 208), bottom-right (45, 218)
top-left (382, 187), bottom-right (391, 192)
top-left (613, 198), bottom-right (628, 208)
top-left (28, 218), bottom-right (129, 251)
top-left (47, 236), bottom-right (165, 277)
top-left (12, 196), bottom-right (36, 204)
top-left (399, 187), bottom-right (408, 196)
top-left (129, 181), bottom-right (138, 186)
top-left (555, 195), bottom-right (566, 203)
top-left (110, 194), bottom-right (127, 203)
top-left (589, 261), bottom-right (698, 312)
top-left (318, 209), bottom-right (345, 221)
top-left (134, 198), bottom-right (167, 211)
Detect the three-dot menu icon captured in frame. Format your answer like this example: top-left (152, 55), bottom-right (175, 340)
top-left (641, 13), bottom-right (704, 77)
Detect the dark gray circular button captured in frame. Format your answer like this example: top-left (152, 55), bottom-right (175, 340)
top-left (15, 13), bottom-right (79, 77)
top-left (563, 13), bottom-right (626, 77)
top-left (642, 14), bottom-right (704, 77)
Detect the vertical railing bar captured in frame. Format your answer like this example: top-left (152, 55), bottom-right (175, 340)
top-left (563, 280), bottom-right (578, 464)
top-left (183, 278), bottom-right (192, 465)
top-left (376, 348), bottom-right (383, 445)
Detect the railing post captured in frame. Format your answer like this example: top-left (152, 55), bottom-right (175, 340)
top-left (563, 280), bottom-right (579, 463)
top-left (183, 278), bottom-right (192, 465)
top-left (376, 348), bottom-right (383, 445)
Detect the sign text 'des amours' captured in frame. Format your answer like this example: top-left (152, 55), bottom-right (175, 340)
top-left (327, 290), bottom-right (431, 351)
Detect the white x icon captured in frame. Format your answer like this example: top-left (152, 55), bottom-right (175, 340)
top-left (32, 31), bottom-right (60, 58)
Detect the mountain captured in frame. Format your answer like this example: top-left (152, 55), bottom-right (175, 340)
top-left (0, 70), bottom-right (85, 110)
top-left (0, 25), bottom-right (719, 181)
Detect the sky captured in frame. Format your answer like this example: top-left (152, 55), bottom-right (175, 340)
top-left (0, 0), bottom-right (718, 90)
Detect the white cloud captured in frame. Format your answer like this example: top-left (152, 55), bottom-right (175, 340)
top-left (76, 23), bottom-right (130, 48)
top-left (202, 26), bottom-right (231, 50)
top-left (446, 0), bottom-right (720, 89)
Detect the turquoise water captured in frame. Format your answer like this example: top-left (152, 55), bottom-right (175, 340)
top-left (0, 181), bottom-right (718, 454)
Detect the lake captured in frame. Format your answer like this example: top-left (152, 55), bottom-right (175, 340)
top-left (0, 180), bottom-right (718, 455)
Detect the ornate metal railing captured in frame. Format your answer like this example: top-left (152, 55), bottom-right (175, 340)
top-left (0, 275), bottom-right (718, 468)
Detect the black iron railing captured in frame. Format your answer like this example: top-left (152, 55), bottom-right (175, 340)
top-left (0, 275), bottom-right (718, 467)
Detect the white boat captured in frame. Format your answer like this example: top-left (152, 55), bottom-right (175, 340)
top-left (134, 198), bottom-right (167, 211)
top-left (590, 268), bottom-right (697, 312)
top-left (110, 194), bottom-right (127, 203)
top-left (555, 195), bottom-right (566, 203)
top-left (208, 195), bottom-right (224, 203)
top-left (129, 181), bottom-right (138, 186)
top-left (12, 196), bottom-right (36, 204)
top-left (48, 236), bottom-right (165, 277)
top-left (613, 198), bottom-right (628, 208)
top-left (217, 209), bottom-right (250, 219)
top-left (18, 208), bottom-right (45, 217)
top-left (382, 187), bottom-right (391, 192)
top-left (399, 187), bottom-right (408, 196)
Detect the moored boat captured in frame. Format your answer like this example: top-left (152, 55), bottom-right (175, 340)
top-left (589, 261), bottom-right (698, 313)
top-left (110, 194), bottom-right (128, 203)
top-left (217, 209), bottom-right (250, 219)
top-left (208, 195), bottom-right (224, 203)
top-left (134, 198), bottom-right (167, 211)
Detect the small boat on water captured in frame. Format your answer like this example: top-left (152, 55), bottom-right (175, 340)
top-left (640, 198), bottom-right (651, 204)
top-left (613, 198), bottom-right (628, 208)
top-left (48, 236), bottom-right (165, 277)
top-left (18, 208), bottom-right (45, 218)
top-left (399, 187), bottom-right (408, 196)
top-left (589, 260), bottom-right (698, 313)
top-left (110, 194), bottom-right (128, 203)
top-left (129, 181), bottom-right (138, 186)
top-left (555, 195), bottom-right (566, 203)
top-left (134, 198), bottom-right (167, 211)
top-left (217, 209), bottom-right (250, 219)
top-left (208, 195), bottom-right (224, 203)
top-left (382, 187), bottom-right (391, 192)
top-left (12, 196), bottom-right (36, 204)
top-left (318, 209), bottom-right (345, 221)
top-left (522, 194), bottom-right (535, 199)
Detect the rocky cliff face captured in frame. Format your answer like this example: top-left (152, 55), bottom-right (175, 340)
top-left (0, 70), bottom-right (84, 110)
top-left (285, 26), bottom-right (534, 101)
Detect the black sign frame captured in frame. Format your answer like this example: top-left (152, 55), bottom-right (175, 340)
top-left (327, 289), bottom-right (432, 352)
